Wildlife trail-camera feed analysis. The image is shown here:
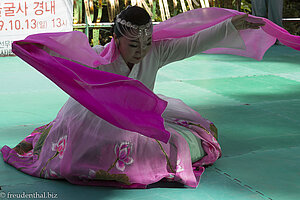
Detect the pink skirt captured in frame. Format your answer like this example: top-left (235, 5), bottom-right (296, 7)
top-left (1, 95), bottom-right (221, 188)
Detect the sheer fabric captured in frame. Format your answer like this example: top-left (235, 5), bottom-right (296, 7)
top-left (2, 7), bottom-right (299, 188)
top-left (11, 8), bottom-right (299, 142)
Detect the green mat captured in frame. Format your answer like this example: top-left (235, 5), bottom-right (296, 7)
top-left (1, 45), bottom-right (299, 200)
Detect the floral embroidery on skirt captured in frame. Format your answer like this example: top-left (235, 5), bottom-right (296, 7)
top-left (1, 95), bottom-right (221, 188)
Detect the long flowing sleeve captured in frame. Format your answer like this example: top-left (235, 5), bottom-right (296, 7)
top-left (156, 18), bottom-right (246, 67)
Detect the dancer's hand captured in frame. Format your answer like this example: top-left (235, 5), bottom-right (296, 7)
top-left (231, 14), bottom-right (265, 30)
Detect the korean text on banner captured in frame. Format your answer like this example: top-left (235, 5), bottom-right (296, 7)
top-left (0, 0), bottom-right (73, 56)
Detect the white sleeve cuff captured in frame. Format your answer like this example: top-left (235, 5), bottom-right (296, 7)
top-left (217, 17), bottom-right (246, 50)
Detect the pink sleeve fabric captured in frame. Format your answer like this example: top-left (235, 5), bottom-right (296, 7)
top-left (11, 7), bottom-right (300, 143)
top-left (12, 42), bottom-right (170, 143)
top-left (152, 7), bottom-right (299, 60)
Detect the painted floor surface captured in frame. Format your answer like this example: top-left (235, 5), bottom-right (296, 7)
top-left (1, 45), bottom-right (300, 200)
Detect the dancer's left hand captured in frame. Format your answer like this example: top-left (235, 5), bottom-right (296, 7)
top-left (231, 14), bottom-right (265, 30)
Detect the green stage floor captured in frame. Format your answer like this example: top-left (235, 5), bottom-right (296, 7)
top-left (1, 45), bottom-right (299, 200)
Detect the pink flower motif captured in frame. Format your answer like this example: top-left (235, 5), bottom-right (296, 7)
top-left (166, 173), bottom-right (175, 181)
top-left (52, 135), bottom-right (67, 159)
top-left (209, 146), bottom-right (215, 153)
top-left (114, 142), bottom-right (134, 171)
top-left (88, 169), bottom-right (96, 178)
top-left (49, 169), bottom-right (60, 178)
top-left (43, 169), bottom-right (61, 179)
top-left (176, 160), bottom-right (184, 173)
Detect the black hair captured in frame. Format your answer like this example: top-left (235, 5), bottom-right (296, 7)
top-left (111, 6), bottom-right (151, 38)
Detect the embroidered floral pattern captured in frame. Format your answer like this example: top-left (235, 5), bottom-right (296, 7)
top-left (155, 140), bottom-right (175, 173)
top-left (49, 169), bottom-right (60, 178)
top-left (40, 135), bottom-right (68, 177)
top-left (209, 146), bottom-right (215, 153)
top-left (166, 173), bottom-right (175, 181)
top-left (88, 169), bottom-right (96, 179)
top-left (51, 135), bottom-right (67, 159)
top-left (43, 169), bottom-right (61, 179)
top-left (33, 124), bottom-right (53, 156)
top-left (176, 160), bottom-right (184, 173)
top-left (113, 142), bottom-right (134, 172)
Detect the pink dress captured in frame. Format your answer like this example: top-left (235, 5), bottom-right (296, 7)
top-left (1, 7), bottom-right (299, 188)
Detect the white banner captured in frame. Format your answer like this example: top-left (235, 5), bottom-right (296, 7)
top-left (0, 0), bottom-right (73, 56)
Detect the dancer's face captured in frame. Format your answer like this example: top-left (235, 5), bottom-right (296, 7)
top-left (114, 34), bottom-right (152, 66)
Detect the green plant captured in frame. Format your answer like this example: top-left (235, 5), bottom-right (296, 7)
top-left (240, 0), bottom-right (251, 13)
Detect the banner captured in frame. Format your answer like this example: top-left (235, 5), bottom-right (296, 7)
top-left (0, 0), bottom-right (73, 56)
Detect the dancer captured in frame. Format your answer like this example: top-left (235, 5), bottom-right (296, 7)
top-left (2, 6), bottom-right (296, 188)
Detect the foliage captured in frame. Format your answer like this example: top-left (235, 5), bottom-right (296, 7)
top-left (240, 0), bottom-right (251, 13)
top-left (283, 0), bottom-right (300, 18)
top-left (231, 0), bottom-right (251, 13)
top-left (77, 0), bottom-right (299, 45)
top-left (283, 0), bottom-right (300, 35)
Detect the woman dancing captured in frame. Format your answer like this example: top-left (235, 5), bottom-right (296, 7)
top-left (2, 6), bottom-right (286, 188)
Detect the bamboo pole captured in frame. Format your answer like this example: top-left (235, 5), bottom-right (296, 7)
top-left (124, 0), bottom-right (129, 7)
top-left (200, 0), bottom-right (205, 8)
top-left (180, 0), bottom-right (187, 12)
top-left (204, 0), bottom-right (210, 7)
top-left (192, 0), bottom-right (200, 7)
top-left (84, 0), bottom-right (92, 24)
top-left (186, 0), bottom-right (194, 10)
top-left (96, 0), bottom-right (102, 23)
top-left (158, 0), bottom-right (166, 20)
top-left (107, 0), bottom-right (115, 22)
top-left (89, 0), bottom-right (94, 14)
top-left (115, 0), bottom-right (120, 14)
top-left (173, 0), bottom-right (178, 9)
top-left (137, 0), bottom-right (143, 7)
top-left (149, 0), bottom-right (153, 7)
top-left (141, 0), bottom-right (153, 16)
top-left (131, 0), bottom-right (137, 6)
top-left (163, 0), bottom-right (171, 19)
